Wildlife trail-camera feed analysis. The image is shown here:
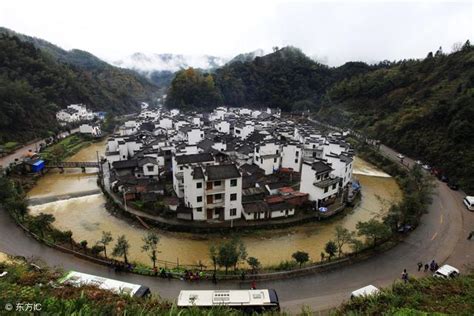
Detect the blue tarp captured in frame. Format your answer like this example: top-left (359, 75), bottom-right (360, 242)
top-left (31, 160), bottom-right (45, 173)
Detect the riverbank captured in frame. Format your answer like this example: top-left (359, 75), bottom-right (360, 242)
top-left (27, 155), bottom-right (402, 271)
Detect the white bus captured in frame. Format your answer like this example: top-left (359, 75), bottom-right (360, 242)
top-left (59, 271), bottom-right (151, 298)
top-left (177, 289), bottom-right (280, 312)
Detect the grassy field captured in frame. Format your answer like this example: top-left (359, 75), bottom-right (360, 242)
top-left (40, 135), bottom-right (91, 163)
top-left (335, 272), bottom-right (474, 315)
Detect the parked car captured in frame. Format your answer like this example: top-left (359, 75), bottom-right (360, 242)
top-left (433, 264), bottom-right (459, 279)
top-left (397, 153), bottom-right (405, 159)
top-left (351, 285), bottom-right (380, 299)
top-left (440, 175), bottom-right (449, 183)
top-left (463, 196), bottom-right (474, 211)
top-left (422, 164), bottom-right (431, 171)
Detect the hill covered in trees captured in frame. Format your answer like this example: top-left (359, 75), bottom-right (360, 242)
top-left (320, 42), bottom-right (474, 193)
top-left (0, 31), bottom-right (158, 143)
top-left (165, 46), bottom-right (379, 110)
top-left (166, 43), bottom-right (474, 193)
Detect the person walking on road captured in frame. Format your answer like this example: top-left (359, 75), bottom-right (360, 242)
top-left (251, 280), bottom-right (257, 290)
top-left (401, 269), bottom-right (409, 283)
top-left (468, 231), bottom-right (473, 240)
top-left (424, 263), bottom-right (429, 272)
top-left (417, 262), bottom-right (423, 271)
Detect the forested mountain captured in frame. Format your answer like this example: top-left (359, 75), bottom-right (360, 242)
top-left (166, 43), bottom-right (474, 192)
top-left (320, 42), bottom-right (474, 193)
top-left (166, 47), bottom-right (346, 110)
top-left (0, 33), bottom-right (158, 143)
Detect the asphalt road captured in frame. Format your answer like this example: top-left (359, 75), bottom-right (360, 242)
top-left (0, 144), bottom-right (473, 314)
top-left (0, 129), bottom-right (79, 169)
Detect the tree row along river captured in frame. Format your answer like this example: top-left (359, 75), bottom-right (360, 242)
top-left (27, 139), bottom-right (401, 267)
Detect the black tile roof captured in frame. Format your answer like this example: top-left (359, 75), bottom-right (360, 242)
top-left (175, 153), bottom-right (213, 164)
top-left (193, 167), bottom-right (204, 180)
top-left (205, 164), bottom-right (240, 180)
top-left (112, 160), bottom-right (138, 169)
top-left (311, 161), bottom-right (333, 174)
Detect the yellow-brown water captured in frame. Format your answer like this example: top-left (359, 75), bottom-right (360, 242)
top-left (28, 142), bottom-right (402, 267)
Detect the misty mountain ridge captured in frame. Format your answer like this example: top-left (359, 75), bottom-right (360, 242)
top-left (112, 52), bottom-right (228, 73)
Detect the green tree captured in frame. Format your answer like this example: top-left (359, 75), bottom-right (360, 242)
top-left (334, 225), bottom-right (354, 257)
top-left (141, 231), bottom-right (160, 269)
top-left (349, 238), bottom-right (365, 256)
top-left (292, 251), bottom-right (309, 268)
top-left (80, 240), bottom-right (88, 253)
top-left (247, 257), bottom-right (261, 274)
top-left (31, 213), bottom-right (55, 239)
top-left (356, 219), bottom-right (391, 248)
top-left (112, 235), bottom-right (130, 264)
top-left (209, 245), bottom-right (218, 273)
top-left (97, 231), bottom-right (113, 258)
top-left (324, 241), bottom-right (338, 260)
top-left (215, 238), bottom-right (247, 274)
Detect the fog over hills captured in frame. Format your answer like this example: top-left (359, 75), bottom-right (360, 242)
top-left (112, 53), bottom-right (228, 73)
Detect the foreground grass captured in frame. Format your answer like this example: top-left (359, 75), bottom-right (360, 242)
top-left (0, 260), bottom-right (288, 315)
top-left (335, 273), bottom-right (474, 315)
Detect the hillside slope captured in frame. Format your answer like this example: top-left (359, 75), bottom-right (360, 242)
top-left (319, 42), bottom-right (474, 193)
top-left (0, 33), bottom-right (158, 143)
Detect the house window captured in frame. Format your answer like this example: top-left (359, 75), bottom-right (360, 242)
top-left (295, 159), bottom-right (298, 163)
top-left (214, 180), bottom-right (222, 186)
top-left (276, 150), bottom-right (279, 155)
top-left (230, 208), bottom-right (237, 216)
top-left (179, 166), bottom-right (183, 171)
top-left (215, 194), bottom-right (222, 200)
top-left (324, 187), bottom-right (328, 193)
top-left (295, 151), bottom-right (299, 157)
top-left (317, 175), bottom-right (320, 180)
top-left (313, 144), bottom-right (316, 148)
top-left (147, 165), bottom-right (154, 172)
top-left (197, 196), bottom-right (202, 202)
top-left (274, 158), bottom-right (277, 163)
top-left (230, 193), bottom-right (237, 201)
top-left (332, 184), bottom-right (337, 189)
top-left (196, 182), bottom-right (202, 189)
top-left (196, 207), bottom-right (202, 212)
top-left (230, 179), bottom-right (237, 187)
top-left (312, 152), bottom-right (316, 158)
top-left (256, 147), bottom-right (259, 153)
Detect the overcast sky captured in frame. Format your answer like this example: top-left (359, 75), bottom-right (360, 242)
top-left (0, 0), bottom-right (472, 66)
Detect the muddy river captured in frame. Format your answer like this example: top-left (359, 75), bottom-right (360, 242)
top-left (28, 140), bottom-right (402, 267)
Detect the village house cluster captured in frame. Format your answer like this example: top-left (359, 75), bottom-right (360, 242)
top-left (104, 106), bottom-right (355, 223)
top-left (56, 104), bottom-right (103, 137)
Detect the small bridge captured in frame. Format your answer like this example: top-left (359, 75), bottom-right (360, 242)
top-left (46, 161), bottom-right (100, 173)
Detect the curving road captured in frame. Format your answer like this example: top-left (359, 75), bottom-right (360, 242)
top-left (1, 144), bottom-right (473, 314)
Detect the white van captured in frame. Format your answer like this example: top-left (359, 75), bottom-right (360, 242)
top-left (463, 196), bottom-right (474, 211)
top-left (433, 264), bottom-right (459, 279)
top-left (350, 285), bottom-right (380, 299)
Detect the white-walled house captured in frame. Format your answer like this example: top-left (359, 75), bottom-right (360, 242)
top-left (253, 141), bottom-right (281, 175)
top-left (183, 164), bottom-right (242, 221)
top-left (79, 124), bottom-right (101, 137)
top-left (233, 121), bottom-right (255, 140)
top-left (324, 153), bottom-right (353, 187)
top-left (172, 153), bottom-right (215, 198)
top-left (281, 142), bottom-right (302, 171)
top-left (159, 117), bottom-right (174, 130)
top-left (299, 161), bottom-right (341, 208)
top-left (214, 120), bottom-right (230, 134)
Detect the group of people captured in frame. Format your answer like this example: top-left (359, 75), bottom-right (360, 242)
top-left (183, 270), bottom-right (204, 281)
top-left (404, 259), bottom-right (440, 283)
top-left (417, 259), bottom-right (439, 273)
top-left (112, 261), bottom-right (133, 273)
